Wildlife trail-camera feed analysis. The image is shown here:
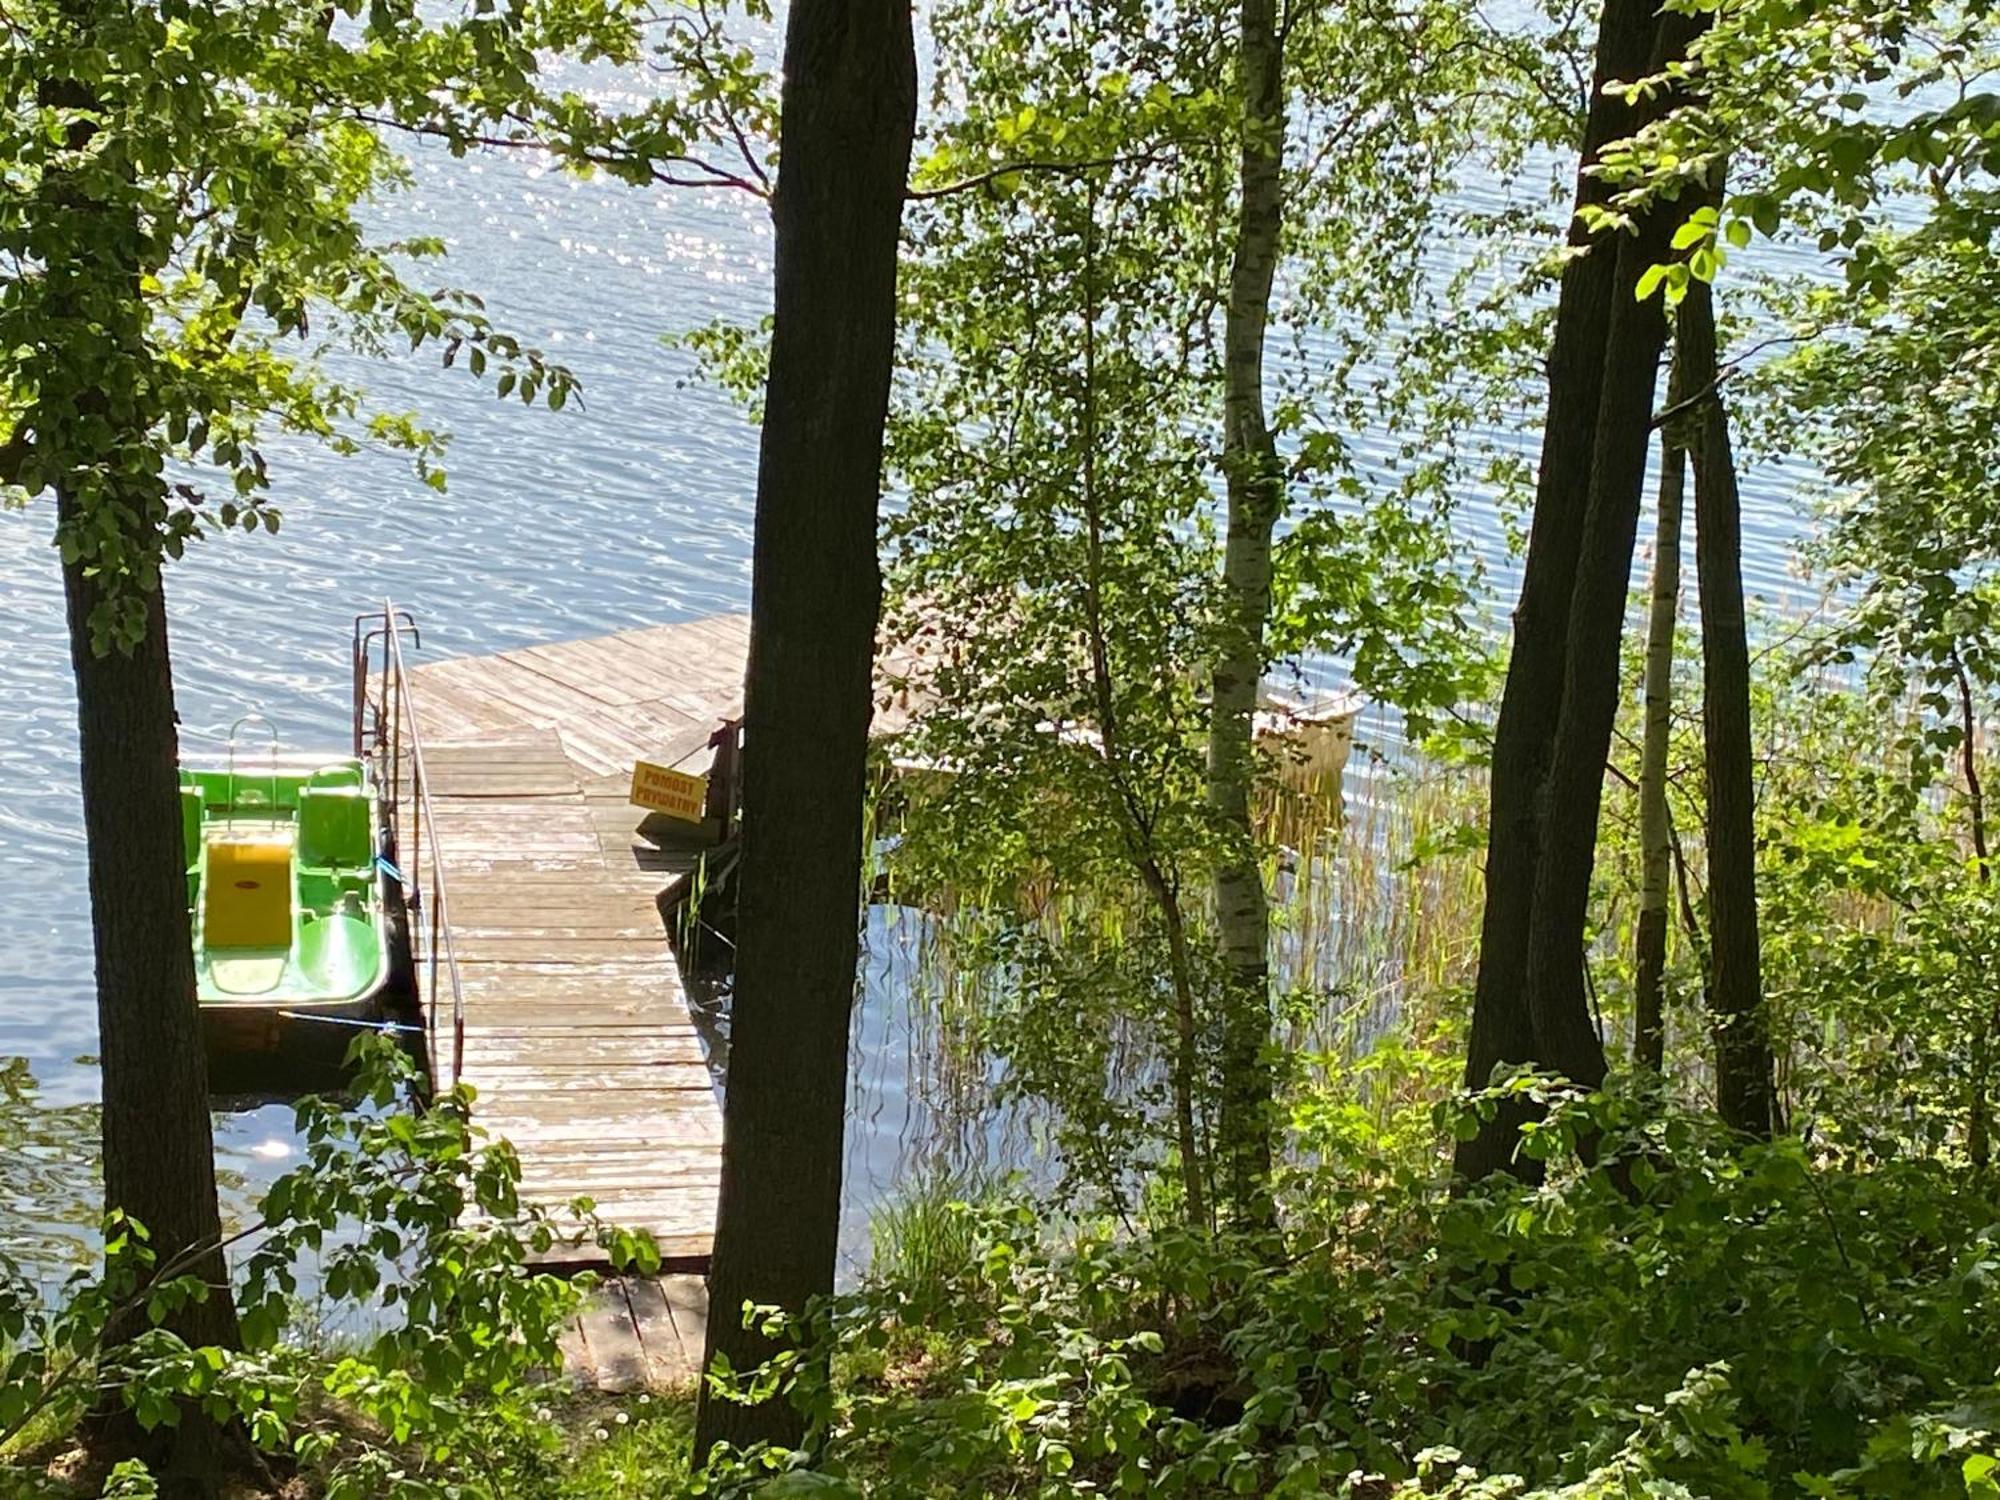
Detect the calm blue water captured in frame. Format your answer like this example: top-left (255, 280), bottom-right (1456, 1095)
top-left (0, 51), bottom-right (1820, 1277)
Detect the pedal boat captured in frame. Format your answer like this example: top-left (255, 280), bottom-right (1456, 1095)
top-left (179, 739), bottom-right (392, 1056)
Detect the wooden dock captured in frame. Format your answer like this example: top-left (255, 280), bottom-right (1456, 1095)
top-left (395, 615), bottom-right (756, 1385)
top-left (411, 614), bottom-right (752, 778)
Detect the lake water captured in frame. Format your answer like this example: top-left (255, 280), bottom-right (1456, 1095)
top-left (0, 44), bottom-right (1820, 1282)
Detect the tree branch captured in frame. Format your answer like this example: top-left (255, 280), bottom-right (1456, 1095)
top-left (349, 109), bottom-right (771, 198)
top-left (906, 153), bottom-right (1155, 203)
top-left (1650, 332), bottom-right (1813, 430)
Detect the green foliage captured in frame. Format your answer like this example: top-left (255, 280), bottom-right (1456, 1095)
top-left (871, 0), bottom-right (1562, 1212)
top-left (0, 1037), bottom-right (668, 1496)
top-left (687, 1082), bottom-right (2000, 1500)
top-left (1721, 201), bottom-right (2000, 1162)
top-left (1752, 666), bottom-right (2000, 1161)
top-left (1590, 0), bottom-right (2000, 296)
top-left (1769, 196), bottom-right (2000, 742)
top-left (0, 0), bottom-right (782, 653)
top-left (547, 1391), bottom-right (696, 1497)
top-left (12, 0), bottom-right (2000, 1494)
top-left (867, 1171), bottom-right (1002, 1307)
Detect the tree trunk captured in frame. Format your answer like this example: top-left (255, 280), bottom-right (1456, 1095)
top-left (1210, 0), bottom-right (1286, 1229)
top-left (1075, 186), bottom-right (1209, 1230)
top-left (41, 26), bottom-right (241, 1491)
top-left (61, 509), bottom-right (242, 1491)
top-left (1679, 274), bottom-right (1776, 1139)
top-left (1633, 369), bottom-right (1686, 1076)
top-left (1515, 5), bottom-right (1706, 1121)
top-left (694, 0), bottom-right (916, 1463)
top-left (1142, 854), bottom-right (1214, 1230)
top-left (1953, 648), bottom-right (1994, 1168)
top-left (1517, 255), bottom-right (1662, 1097)
top-left (1454, 0), bottom-right (1664, 1182)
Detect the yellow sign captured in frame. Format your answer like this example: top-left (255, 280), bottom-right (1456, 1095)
top-left (630, 760), bottom-right (708, 822)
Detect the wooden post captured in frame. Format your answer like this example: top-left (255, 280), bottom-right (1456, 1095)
top-left (704, 718), bottom-right (741, 833)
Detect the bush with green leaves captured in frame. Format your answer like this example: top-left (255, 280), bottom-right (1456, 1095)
top-left (0, 1037), bottom-right (662, 1498)
top-left (686, 1073), bottom-right (2000, 1500)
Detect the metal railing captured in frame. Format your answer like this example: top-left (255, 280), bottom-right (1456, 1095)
top-left (351, 604), bottom-right (466, 1087)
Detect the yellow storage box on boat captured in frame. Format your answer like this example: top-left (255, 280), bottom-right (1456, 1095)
top-left (203, 838), bottom-right (294, 949)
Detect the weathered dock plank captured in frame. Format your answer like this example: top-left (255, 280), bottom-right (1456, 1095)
top-left (389, 618), bottom-right (756, 1390)
top-left (401, 718), bottom-right (722, 1270)
top-left (559, 1273), bottom-right (710, 1392)
top-left (409, 617), bottom-right (751, 780)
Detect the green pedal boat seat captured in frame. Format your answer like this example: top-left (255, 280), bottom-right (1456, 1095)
top-left (181, 786), bottom-right (204, 869)
top-left (298, 909), bottom-right (378, 996)
top-left (299, 784), bottom-right (371, 870)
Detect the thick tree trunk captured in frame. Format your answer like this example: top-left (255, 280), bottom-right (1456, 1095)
top-left (41, 29), bottom-right (240, 1492)
top-left (1513, 7), bottom-right (1705, 1124)
top-left (1517, 243), bottom-right (1668, 1096)
top-left (62, 559), bottom-right (243, 1296)
top-left (693, 0), bottom-right (916, 1463)
top-left (1454, 0), bottom-right (1664, 1182)
top-left (1633, 376), bottom-right (1686, 1076)
top-left (61, 509), bottom-right (242, 1495)
top-left (1210, 0), bottom-right (1286, 1229)
top-left (1679, 276), bottom-right (1776, 1138)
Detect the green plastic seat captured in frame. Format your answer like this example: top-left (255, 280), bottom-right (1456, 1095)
top-left (180, 787), bottom-right (203, 869)
top-left (308, 761), bottom-right (365, 791)
top-left (298, 786), bottom-right (371, 869)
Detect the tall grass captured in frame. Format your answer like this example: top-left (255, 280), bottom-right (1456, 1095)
top-left (1266, 720), bottom-right (1487, 1058)
top-left (866, 1169), bottom-right (997, 1300)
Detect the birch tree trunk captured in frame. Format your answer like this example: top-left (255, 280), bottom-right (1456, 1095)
top-left (1634, 367), bottom-right (1686, 1076)
top-left (695, 0), bottom-right (917, 1460)
top-left (1210, 0), bottom-right (1287, 1227)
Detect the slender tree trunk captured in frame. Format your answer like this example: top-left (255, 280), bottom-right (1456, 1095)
top-left (1634, 371), bottom-right (1686, 1076)
top-left (1679, 271), bottom-right (1775, 1138)
top-left (1210, 0), bottom-right (1286, 1229)
top-left (1455, 0), bottom-right (1664, 1182)
top-left (694, 0), bottom-right (916, 1463)
top-left (1953, 648), bottom-right (1995, 1167)
top-left (1954, 650), bottom-right (1990, 881)
top-left (1085, 502), bottom-right (1208, 1232)
top-left (1076, 188), bottom-right (1209, 1229)
top-left (1140, 855), bottom-right (1213, 1229)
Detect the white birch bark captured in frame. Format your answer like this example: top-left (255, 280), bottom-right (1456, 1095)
top-left (1210, 0), bottom-right (1287, 1222)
